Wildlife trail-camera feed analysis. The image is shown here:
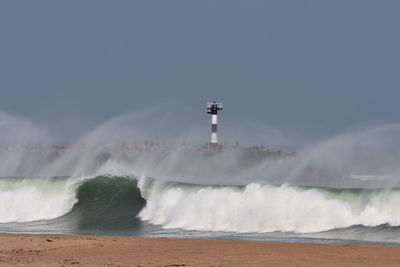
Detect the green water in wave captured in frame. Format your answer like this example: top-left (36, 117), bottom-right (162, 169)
top-left (67, 176), bottom-right (146, 231)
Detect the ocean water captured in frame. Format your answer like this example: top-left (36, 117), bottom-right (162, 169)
top-left (1, 175), bottom-right (400, 245)
top-left (3, 112), bottom-right (400, 245)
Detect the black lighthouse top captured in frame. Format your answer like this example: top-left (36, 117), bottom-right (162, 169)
top-left (206, 101), bottom-right (223, 115)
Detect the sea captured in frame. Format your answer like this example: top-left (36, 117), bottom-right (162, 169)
top-left (2, 117), bottom-right (400, 246)
top-left (1, 174), bottom-right (400, 245)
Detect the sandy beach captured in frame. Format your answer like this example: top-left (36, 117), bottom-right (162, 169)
top-left (0, 233), bottom-right (399, 266)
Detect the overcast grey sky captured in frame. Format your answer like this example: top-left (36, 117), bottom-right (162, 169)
top-left (0, 1), bottom-right (399, 141)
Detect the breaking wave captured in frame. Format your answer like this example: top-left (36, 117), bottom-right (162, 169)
top-left (0, 177), bottom-right (77, 223)
top-left (2, 175), bottom-right (400, 234)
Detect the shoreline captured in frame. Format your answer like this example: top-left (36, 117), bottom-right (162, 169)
top-left (1, 233), bottom-right (400, 266)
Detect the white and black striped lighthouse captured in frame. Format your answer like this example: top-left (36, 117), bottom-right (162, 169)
top-left (206, 101), bottom-right (223, 145)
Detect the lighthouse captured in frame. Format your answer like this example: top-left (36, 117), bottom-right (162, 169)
top-left (206, 101), bottom-right (223, 145)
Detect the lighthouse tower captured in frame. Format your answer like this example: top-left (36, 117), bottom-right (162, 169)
top-left (206, 101), bottom-right (223, 145)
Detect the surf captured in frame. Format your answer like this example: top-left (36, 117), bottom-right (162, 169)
top-left (138, 177), bottom-right (400, 233)
top-left (2, 175), bottom-right (400, 238)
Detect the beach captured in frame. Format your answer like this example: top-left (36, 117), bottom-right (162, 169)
top-left (0, 233), bottom-right (399, 266)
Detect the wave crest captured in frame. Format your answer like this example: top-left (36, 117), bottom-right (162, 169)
top-left (139, 178), bottom-right (400, 233)
top-left (2, 175), bottom-right (400, 234)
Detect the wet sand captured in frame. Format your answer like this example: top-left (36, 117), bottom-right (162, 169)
top-left (0, 233), bottom-right (399, 266)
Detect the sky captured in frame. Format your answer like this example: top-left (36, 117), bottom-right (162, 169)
top-left (0, 0), bottom-right (399, 142)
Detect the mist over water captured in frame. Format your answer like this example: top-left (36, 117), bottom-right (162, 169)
top-left (1, 109), bottom-right (400, 244)
top-left (1, 108), bottom-right (400, 185)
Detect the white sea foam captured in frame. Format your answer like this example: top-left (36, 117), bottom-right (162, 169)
top-left (138, 178), bottom-right (400, 233)
top-left (0, 178), bottom-right (77, 223)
